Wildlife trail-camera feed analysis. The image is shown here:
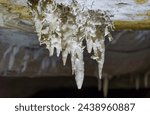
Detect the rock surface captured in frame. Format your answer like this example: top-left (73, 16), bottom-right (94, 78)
top-left (0, 28), bottom-right (150, 77)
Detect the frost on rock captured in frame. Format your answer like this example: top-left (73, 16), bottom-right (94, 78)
top-left (28, 0), bottom-right (114, 89)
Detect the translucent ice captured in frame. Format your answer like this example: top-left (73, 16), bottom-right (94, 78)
top-left (28, 0), bottom-right (113, 89)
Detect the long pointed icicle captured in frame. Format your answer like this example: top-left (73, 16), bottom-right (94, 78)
top-left (98, 79), bottom-right (102, 91)
top-left (103, 76), bottom-right (109, 97)
top-left (28, 0), bottom-right (113, 89)
top-left (75, 58), bottom-right (84, 89)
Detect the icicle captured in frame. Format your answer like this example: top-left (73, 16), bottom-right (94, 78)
top-left (62, 49), bottom-right (69, 66)
top-left (103, 76), bottom-right (109, 97)
top-left (98, 78), bottom-right (102, 91)
top-left (74, 58), bottom-right (84, 89)
top-left (86, 39), bottom-right (93, 53)
top-left (135, 76), bottom-right (140, 90)
top-left (8, 46), bottom-right (20, 70)
top-left (91, 39), bottom-right (105, 79)
top-left (97, 48), bottom-right (105, 79)
top-left (144, 73), bottom-right (149, 88)
top-left (28, 0), bottom-right (113, 89)
top-left (49, 37), bottom-right (62, 57)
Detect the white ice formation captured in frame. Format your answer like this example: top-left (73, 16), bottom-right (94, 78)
top-left (28, 0), bottom-right (114, 89)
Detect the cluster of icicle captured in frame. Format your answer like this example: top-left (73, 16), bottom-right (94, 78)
top-left (28, 0), bottom-right (114, 89)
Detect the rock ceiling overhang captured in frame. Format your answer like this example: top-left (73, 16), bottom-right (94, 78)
top-left (0, 0), bottom-right (150, 30)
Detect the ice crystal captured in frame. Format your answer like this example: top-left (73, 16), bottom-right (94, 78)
top-left (28, 0), bottom-right (114, 89)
